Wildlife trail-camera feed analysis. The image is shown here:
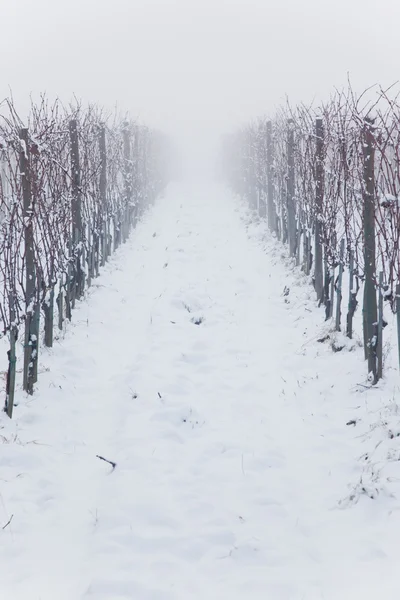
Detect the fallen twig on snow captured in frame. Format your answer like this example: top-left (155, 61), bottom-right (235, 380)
top-left (2, 514), bottom-right (13, 530)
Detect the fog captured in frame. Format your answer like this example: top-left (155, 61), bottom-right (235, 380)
top-left (1, 0), bottom-right (400, 177)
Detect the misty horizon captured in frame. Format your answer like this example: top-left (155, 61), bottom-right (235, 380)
top-left (2, 0), bottom-right (400, 176)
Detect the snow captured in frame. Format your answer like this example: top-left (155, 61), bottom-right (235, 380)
top-left (1, 182), bottom-right (400, 599)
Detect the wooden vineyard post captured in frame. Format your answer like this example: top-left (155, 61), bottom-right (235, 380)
top-left (266, 121), bottom-right (276, 233)
top-left (69, 119), bottom-right (83, 299)
top-left (303, 228), bottom-right (309, 275)
top-left (247, 133), bottom-right (256, 211)
top-left (86, 225), bottom-right (93, 287)
top-left (377, 271), bottom-right (384, 381)
top-left (296, 217), bottom-right (301, 267)
top-left (323, 258), bottom-right (330, 315)
top-left (329, 266), bottom-right (335, 319)
top-left (314, 118), bottom-right (324, 304)
top-left (94, 214), bottom-right (100, 277)
top-left (133, 126), bottom-right (140, 227)
top-left (20, 128), bottom-right (37, 395)
top-left (99, 125), bottom-right (108, 266)
top-left (328, 233), bottom-right (337, 320)
top-left (335, 239), bottom-right (345, 331)
top-left (57, 274), bottom-right (64, 330)
top-left (32, 274), bottom-right (41, 384)
top-left (397, 283), bottom-right (400, 373)
top-left (362, 118), bottom-right (378, 382)
top-left (6, 293), bottom-right (17, 417)
top-left (113, 216), bottom-right (119, 251)
top-left (258, 122), bottom-right (267, 220)
top-left (287, 119), bottom-right (296, 258)
top-left (346, 250), bottom-right (356, 338)
top-left (66, 236), bottom-right (73, 319)
top-left (123, 124), bottom-right (132, 241)
top-left (43, 285), bottom-right (54, 347)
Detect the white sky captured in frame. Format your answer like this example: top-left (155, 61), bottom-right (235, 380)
top-left (1, 0), bottom-right (399, 173)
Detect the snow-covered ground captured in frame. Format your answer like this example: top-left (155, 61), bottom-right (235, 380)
top-left (1, 182), bottom-right (400, 599)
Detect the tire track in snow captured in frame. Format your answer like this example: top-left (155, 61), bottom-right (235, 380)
top-left (78, 184), bottom-right (321, 599)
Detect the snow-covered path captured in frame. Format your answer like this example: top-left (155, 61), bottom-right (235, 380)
top-left (1, 183), bottom-right (399, 599)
